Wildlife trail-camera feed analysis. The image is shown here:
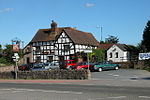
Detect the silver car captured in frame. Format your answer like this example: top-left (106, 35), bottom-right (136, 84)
top-left (44, 62), bottom-right (60, 70)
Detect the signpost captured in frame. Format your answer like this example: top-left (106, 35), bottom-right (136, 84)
top-left (84, 49), bottom-right (92, 80)
top-left (12, 53), bottom-right (20, 79)
top-left (11, 37), bottom-right (21, 79)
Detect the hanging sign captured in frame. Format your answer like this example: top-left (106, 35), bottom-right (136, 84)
top-left (13, 44), bottom-right (19, 52)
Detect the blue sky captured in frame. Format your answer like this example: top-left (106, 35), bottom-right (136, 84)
top-left (0, 0), bottom-right (150, 47)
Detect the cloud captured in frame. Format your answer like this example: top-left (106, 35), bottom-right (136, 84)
top-left (85, 3), bottom-right (95, 8)
top-left (0, 8), bottom-right (14, 13)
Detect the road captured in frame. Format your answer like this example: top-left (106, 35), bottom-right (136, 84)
top-left (0, 69), bottom-right (150, 100)
top-left (0, 83), bottom-right (150, 100)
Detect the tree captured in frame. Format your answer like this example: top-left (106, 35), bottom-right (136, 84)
top-left (142, 20), bottom-right (150, 52)
top-left (0, 44), bottom-right (2, 57)
top-left (92, 49), bottom-right (105, 62)
top-left (137, 42), bottom-right (147, 53)
top-left (4, 45), bottom-right (14, 63)
top-left (105, 35), bottom-right (119, 44)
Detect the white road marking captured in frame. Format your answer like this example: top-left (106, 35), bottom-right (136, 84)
top-left (139, 96), bottom-right (150, 99)
top-left (113, 75), bottom-right (119, 77)
top-left (93, 96), bottom-right (126, 100)
top-left (1, 88), bottom-right (83, 95)
top-left (107, 96), bottom-right (126, 99)
top-left (1, 88), bottom-right (12, 91)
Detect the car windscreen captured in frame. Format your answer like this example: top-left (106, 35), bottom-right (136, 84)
top-left (33, 64), bottom-right (44, 68)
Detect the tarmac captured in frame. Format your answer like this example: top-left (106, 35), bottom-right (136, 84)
top-left (0, 78), bottom-right (150, 88)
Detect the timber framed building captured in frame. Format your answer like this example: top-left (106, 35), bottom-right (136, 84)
top-left (24, 21), bottom-right (99, 64)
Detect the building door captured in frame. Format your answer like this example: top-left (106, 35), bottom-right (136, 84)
top-left (59, 56), bottom-right (65, 69)
top-left (47, 56), bottom-right (53, 62)
top-left (26, 57), bottom-right (30, 64)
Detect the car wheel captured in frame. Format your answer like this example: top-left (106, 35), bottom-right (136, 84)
top-left (49, 68), bottom-right (52, 71)
top-left (98, 68), bottom-right (102, 72)
top-left (115, 66), bottom-right (119, 70)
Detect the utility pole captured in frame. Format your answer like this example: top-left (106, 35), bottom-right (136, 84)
top-left (96, 26), bottom-right (103, 42)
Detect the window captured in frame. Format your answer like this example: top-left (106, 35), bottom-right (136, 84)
top-left (36, 56), bottom-right (41, 63)
top-left (116, 52), bottom-right (118, 58)
top-left (110, 53), bottom-right (112, 58)
top-left (64, 45), bottom-right (70, 52)
top-left (47, 56), bottom-right (53, 62)
top-left (35, 46), bottom-right (40, 52)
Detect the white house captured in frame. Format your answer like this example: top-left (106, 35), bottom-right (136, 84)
top-left (23, 21), bottom-right (99, 64)
top-left (107, 44), bottom-right (131, 62)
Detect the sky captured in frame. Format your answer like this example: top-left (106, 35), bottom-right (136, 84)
top-left (0, 0), bottom-right (150, 47)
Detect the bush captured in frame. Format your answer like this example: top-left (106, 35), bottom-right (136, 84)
top-left (137, 59), bottom-right (150, 71)
top-left (0, 57), bottom-right (7, 64)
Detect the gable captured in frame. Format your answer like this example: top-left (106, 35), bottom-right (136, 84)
top-left (108, 44), bottom-right (124, 53)
top-left (56, 32), bottom-right (73, 43)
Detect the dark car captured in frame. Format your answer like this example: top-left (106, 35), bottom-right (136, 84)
top-left (30, 63), bottom-right (46, 71)
top-left (18, 64), bottom-right (31, 71)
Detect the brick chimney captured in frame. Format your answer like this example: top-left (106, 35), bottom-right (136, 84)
top-left (51, 20), bottom-right (57, 32)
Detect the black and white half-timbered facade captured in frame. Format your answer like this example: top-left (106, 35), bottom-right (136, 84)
top-left (24, 21), bottom-right (99, 64)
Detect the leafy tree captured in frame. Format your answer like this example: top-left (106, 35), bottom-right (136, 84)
top-left (1, 44), bottom-right (14, 65)
top-left (142, 20), bottom-right (150, 52)
top-left (4, 45), bottom-right (13, 62)
top-left (91, 49), bottom-right (105, 62)
top-left (0, 44), bottom-right (2, 57)
top-left (0, 44), bottom-right (2, 50)
top-left (105, 35), bottom-right (119, 44)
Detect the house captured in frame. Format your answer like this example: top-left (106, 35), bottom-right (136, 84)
top-left (23, 21), bottom-right (99, 64)
top-left (107, 44), bottom-right (132, 62)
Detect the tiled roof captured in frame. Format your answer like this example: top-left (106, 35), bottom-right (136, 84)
top-left (98, 43), bottom-right (133, 51)
top-left (116, 44), bottom-right (131, 51)
top-left (64, 28), bottom-right (99, 46)
top-left (30, 27), bottom-right (99, 46)
top-left (98, 44), bottom-right (114, 50)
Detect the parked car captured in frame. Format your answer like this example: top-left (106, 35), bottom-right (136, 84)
top-left (72, 62), bottom-right (94, 70)
top-left (61, 60), bottom-right (76, 69)
top-left (18, 64), bottom-right (32, 71)
top-left (44, 62), bottom-right (60, 70)
top-left (93, 62), bottom-right (120, 72)
top-left (30, 63), bottom-right (46, 71)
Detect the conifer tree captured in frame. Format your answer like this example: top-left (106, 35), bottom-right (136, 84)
top-left (142, 20), bottom-right (150, 52)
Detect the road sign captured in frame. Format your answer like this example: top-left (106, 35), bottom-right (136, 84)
top-left (139, 53), bottom-right (150, 60)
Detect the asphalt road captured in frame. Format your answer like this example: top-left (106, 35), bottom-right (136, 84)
top-left (0, 69), bottom-right (150, 100)
top-left (0, 83), bottom-right (150, 100)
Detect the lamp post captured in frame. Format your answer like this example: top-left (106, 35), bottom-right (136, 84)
top-left (85, 45), bottom-right (92, 80)
top-left (96, 26), bottom-right (103, 42)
